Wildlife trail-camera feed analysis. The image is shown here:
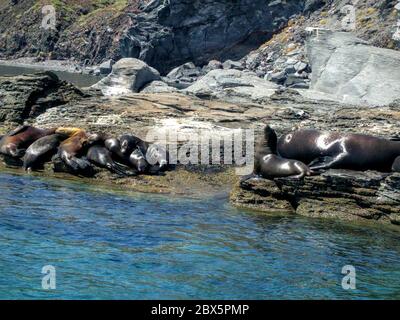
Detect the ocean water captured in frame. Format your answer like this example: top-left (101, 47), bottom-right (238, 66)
top-left (0, 172), bottom-right (399, 300)
top-left (0, 65), bottom-right (101, 87)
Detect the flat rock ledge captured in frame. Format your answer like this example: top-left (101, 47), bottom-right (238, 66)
top-left (230, 170), bottom-right (400, 226)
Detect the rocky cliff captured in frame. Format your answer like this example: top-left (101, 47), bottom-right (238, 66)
top-left (1, 0), bottom-right (398, 74)
top-left (0, 0), bottom-right (305, 73)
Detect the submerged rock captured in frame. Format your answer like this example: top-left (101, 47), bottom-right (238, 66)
top-left (91, 58), bottom-right (161, 96)
top-left (231, 170), bottom-right (400, 225)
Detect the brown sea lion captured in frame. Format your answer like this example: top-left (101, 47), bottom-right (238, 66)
top-left (0, 125), bottom-right (56, 157)
top-left (56, 128), bottom-right (94, 172)
top-left (277, 129), bottom-right (400, 172)
top-left (255, 126), bottom-right (313, 179)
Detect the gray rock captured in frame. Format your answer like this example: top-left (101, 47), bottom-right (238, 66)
top-left (99, 59), bottom-right (114, 75)
top-left (91, 58), bottom-right (161, 96)
top-left (284, 65), bottom-right (296, 75)
top-left (266, 71), bottom-right (287, 84)
top-left (306, 31), bottom-right (400, 106)
top-left (0, 71), bottom-right (85, 125)
top-left (185, 69), bottom-right (279, 103)
top-left (303, 0), bottom-right (326, 13)
top-left (285, 74), bottom-right (309, 88)
top-left (294, 61), bottom-right (308, 73)
top-left (222, 60), bottom-right (244, 70)
top-left (119, 0), bottom-right (306, 73)
top-left (202, 60), bottom-right (223, 73)
top-left (140, 80), bottom-right (179, 94)
top-left (231, 170), bottom-right (400, 225)
top-left (164, 62), bottom-right (203, 89)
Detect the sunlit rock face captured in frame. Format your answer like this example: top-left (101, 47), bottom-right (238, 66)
top-left (306, 31), bottom-right (400, 106)
top-left (120, 0), bottom-right (306, 74)
top-left (185, 69), bottom-right (279, 104)
top-left (91, 58), bottom-right (160, 96)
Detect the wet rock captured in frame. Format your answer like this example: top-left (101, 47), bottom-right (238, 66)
top-left (91, 58), bottom-right (161, 96)
top-left (185, 69), bottom-right (279, 104)
top-left (231, 170), bottom-right (400, 225)
top-left (0, 71), bottom-right (85, 125)
top-left (307, 31), bottom-right (400, 106)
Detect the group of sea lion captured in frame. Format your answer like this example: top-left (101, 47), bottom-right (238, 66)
top-left (1, 124), bottom-right (399, 180)
top-left (255, 125), bottom-right (400, 179)
top-left (0, 125), bottom-right (169, 176)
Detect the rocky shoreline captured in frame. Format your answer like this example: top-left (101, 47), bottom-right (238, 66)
top-left (1, 68), bottom-right (400, 228)
top-left (1, 14), bottom-right (400, 228)
top-left (231, 171), bottom-right (400, 226)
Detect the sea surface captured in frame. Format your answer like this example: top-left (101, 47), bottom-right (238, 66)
top-left (0, 172), bottom-right (399, 299)
top-left (0, 64), bottom-right (101, 87)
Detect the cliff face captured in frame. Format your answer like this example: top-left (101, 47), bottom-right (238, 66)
top-left (0, 0), bottom-right (398, 74)
top-left (118, 0), bottom-right (306, 73)
top-left (0, 0), bottom-right (306, 73)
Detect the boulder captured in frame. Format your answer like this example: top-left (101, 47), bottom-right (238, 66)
top-left (164, 62), bottom-right (203, 89)
top-left (231, 170), bottom-right (400, 225)
top-left (99, 59), bottom-right (114, 75)
top-left (202, 60), bottom-right (223, 73)
top-left (91, 58), bottom-right (161, 96)
top-left (222, 60), bottom-right (244, 70)
top-left (185, 69), bottom-right (279, 104)
top-left (265, 70), bottom-right (287, 84)
top-left (0, 71), bottom-right (84, 125)
top-left (306, 31), bottom-right (400, 106)
top-left (140, 80), bottom-right (179, 94)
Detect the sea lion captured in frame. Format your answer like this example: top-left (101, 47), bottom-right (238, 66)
top-left (105, 137), bottom-right (127, 162)
top-left (119, 134), bottom-right (142, 156)
top-left (119, 134), bottom-right (168, 172)
top-left (129, 148), bottom-right (149, 173)
top-left (0, 125), bottom-right (56, 158)
top-left (255, 126), bottom-right (313, 179)
top-left (56, 128), bottom-right (93, 172)
top-left (86, 145), bottom-right (134, 176)
top-left (278, 129), bottom-right (400, 172)
top-left (23, 133), bottom-right (67, 171)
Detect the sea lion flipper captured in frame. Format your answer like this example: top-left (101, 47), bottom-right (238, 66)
top-left (7, 125), bottom-right (30, 137)
top-left (263, 125), bottom-right (278, 154)
top-left (308, 156), bottom-right (335, 170)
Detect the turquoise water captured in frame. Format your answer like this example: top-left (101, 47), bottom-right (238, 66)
top-left (0, 172), bottom-right (399, 300)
